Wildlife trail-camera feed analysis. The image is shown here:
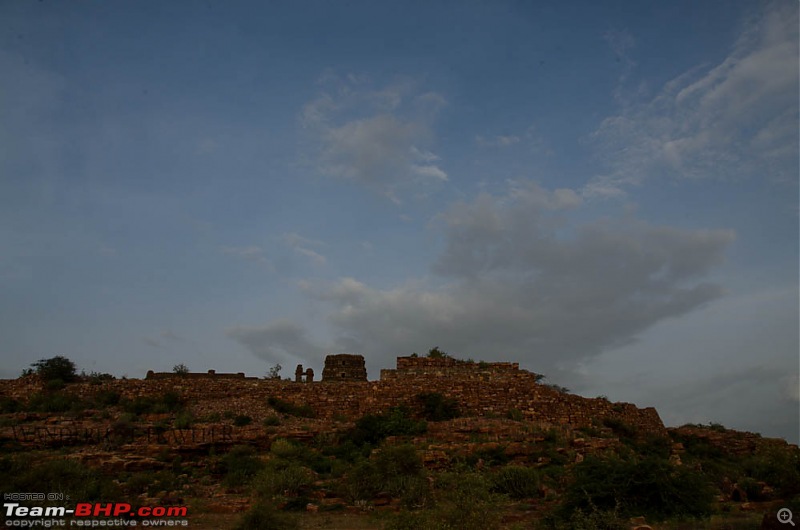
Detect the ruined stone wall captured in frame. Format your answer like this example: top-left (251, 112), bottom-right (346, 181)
top-left (145, 370), bottom-right (255, 380)
top-left (321, 354), bottom-right (367, 382)
top-left (383, 356), bottom-right (526, 379)
top-left (0, 366), bottom-right (667, 437)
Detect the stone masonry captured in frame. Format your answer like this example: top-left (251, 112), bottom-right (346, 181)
top-left (1, 355), bottom-right (668, 437)
top-left (321, 354), bottom-right (368, 382)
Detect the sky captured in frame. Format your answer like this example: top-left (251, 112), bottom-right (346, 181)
top-left (1, 0), bottom-right (798, 442)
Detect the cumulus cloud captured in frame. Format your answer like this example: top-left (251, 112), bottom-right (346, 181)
top-left (276, 180), bottom-right (735, 376)
top-left (301, 73), bottom-right (448, 203)
top-left (587, 2), bottom-right (799, 197)
top-left (226, 319), bottom-right (326, 366)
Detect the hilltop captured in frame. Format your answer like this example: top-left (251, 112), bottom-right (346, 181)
top-left (1, 354), bottom-right (798, 529)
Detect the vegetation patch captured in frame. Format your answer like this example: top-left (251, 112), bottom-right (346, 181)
top-left (348, 407), bottom-right (427, 447)
top-left (560, 452), bottom-right (715, 521)
top-left (417, 392), bottom-right (460, 421)
top-left (267, 396), bottom-right (315, 418)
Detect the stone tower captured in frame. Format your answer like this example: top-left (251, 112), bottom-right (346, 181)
top-left (321, 354), bottom-right (367, 382)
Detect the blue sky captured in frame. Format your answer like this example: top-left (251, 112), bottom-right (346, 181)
top-left (1, 0), bottom-right (797, 442)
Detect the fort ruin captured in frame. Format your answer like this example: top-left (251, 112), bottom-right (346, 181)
top-left (1, 354), bottom-right (668, 440)
top-left (321, 353), bottom-right (368, 382)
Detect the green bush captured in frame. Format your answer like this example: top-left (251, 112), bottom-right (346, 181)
top-left (0, 455), bottom-right (119, 503)
top-left (561, 453), bottom-right (714, 521)
top-left (263, 415), bottom-right (281, 427)
top-left (342, 460), bottom-right (383, 502)
top-left (233, 414), bottom-right (252, 427)
top-left (492, 465), bottom-right (539, 499)
top-left (742, 445), bottom-right (800, 496)
top-left (143, 469), bottom-right (186, 496)
top-left (0, 397), bottom-right (21, 413)
top-left (320, 438), bottom-right (371, 463)
top-left (350, 407), bottom-right (427, 446)
top-left (30, 356), bottom-right (78, 383)
top-left (376, 444), bottom-right (423, 479)
top-left (737, 476), bottom-right (764, 501)
top-left (542, 504), bottom-right (629, 530)
top-left (234, 501), bottom-right (298, 530)
top-left (426, 346), bottom-right (449, 359)
top-left (122, 471), bottom-right (156, 495)
top-left (45, 379), bottom-right (66, 392)
top-left (174, 411), bottom-right (195, 429)
top-left (468, 444), bottom-right (510, 467)
top-left (27, 391), bottom-right (87, 413)
top-left (507, 408), bottom-right (524, 421)
top-left (430, 472), bottom-right (503, 530)
top-left (220, 445), bottom-right (265, 487)
top-left (417, 392), bottom-right (460, 421)
top-left (84, 371), bottom-right (115, 384)
top-left (253, 463), bottom-right (314, 497)
top-left (342, 446), bottom-right (428, 506)
top-left (602, 417), bottom-right (638, 439)
top-left (269, 438), bottom-right (306, 460)
top-left (93, 390), bottom-right (121, 408)
top-left (267, 396), bottom-right (315, 418)
top-left (629, 434), bottom-right (671, 459)
top-left (120, 392), bottom-right (184, 415)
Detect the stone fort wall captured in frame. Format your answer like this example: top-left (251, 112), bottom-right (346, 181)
top-left (0, 356), bottom-right (667, 436)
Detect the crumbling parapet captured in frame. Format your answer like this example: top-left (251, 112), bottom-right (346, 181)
top-left (145, 370), bottom-right (251, 380)
top-left (321, 354), bottom-right (367, 382)
top-left (294, 365), bottom-right (315, 382)
top-left (381, 356), bottom-right (530, 380)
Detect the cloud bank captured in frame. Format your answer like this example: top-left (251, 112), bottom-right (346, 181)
top-left (230, 180), bottom-right (735, 378)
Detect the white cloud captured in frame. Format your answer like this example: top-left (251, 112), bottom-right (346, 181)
top-left (587, 2), bottom-right (799, 197)
top-left (220, 245), bottom-right (271, 266)
top-left (301, 74), bottom-right (448, 202)
top-left (295, 247), bottom-right (327, 266)
top-left (784, 373), bottom-right (800, 403)
top-left (282, 232), bottom-right (327, 266)
top-left (226, 319), bottom-right (326, 366)
top-left (270, 180), bottom-right (736, 378)
top-left (412, 164), bottom-right (448, 181)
